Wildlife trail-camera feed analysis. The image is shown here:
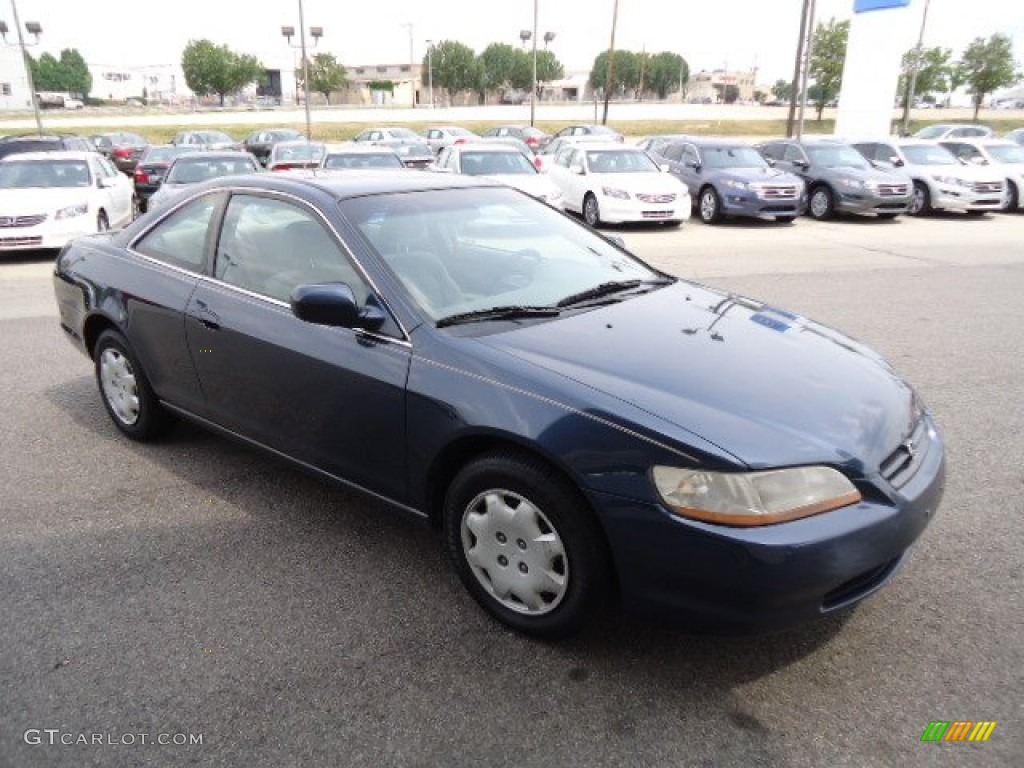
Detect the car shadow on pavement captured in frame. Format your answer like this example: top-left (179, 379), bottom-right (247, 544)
top-left (35, 373), bottom-right (853, 766)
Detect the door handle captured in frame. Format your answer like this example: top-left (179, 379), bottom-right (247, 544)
top-left (189, 300), bottom-right (221, 330)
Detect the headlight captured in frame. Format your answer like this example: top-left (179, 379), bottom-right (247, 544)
top-left (837, 178), bottom-right (864, 189)
top-left (722, 179), bottom-right (749, 191)
top-left (652, 465), bottom-right (862, 526)
top-left (933, 175), bottom-right (972, 188)
top-left (601, 187), bottom-right (630, 199)
top-left (55, 203), bottom-right (88, 220)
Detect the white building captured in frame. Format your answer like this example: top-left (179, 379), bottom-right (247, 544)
top-left (89, 63), bottom-right (186, 104)
top-left (0, 46), bottom-right (34, 111)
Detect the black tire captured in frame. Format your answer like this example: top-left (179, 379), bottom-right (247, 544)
top-left (94, 329), bottom-right (170, 441)
top-left (698, 186), bottom-right (722, 224)
top-left (808, 185), bottom-right (835, 220)
top-left (909, 181), bottom-right (931, 216)
top-left (775, 215), bottom-right (796, 224)
top-left (97, 210), bottom-right (110, 232)
top-left (1002, 180), bottom-right (1019, 211)
top-left (877, 212), bottom-right (900, 220)
top-left (443, 451), bottom-right (612, 639)
top-left (582, 193), bottom-right (601, 228)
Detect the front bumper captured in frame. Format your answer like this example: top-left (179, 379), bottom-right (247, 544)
top-left (718, 190), bottom-right (806, 219)
top-left (835, 189), bottom-right (912, 215)
top-left (597, 194), bottom-right (691, 223)
top-left (927, 181), bottom-right (1004, 212)
top-left (592, 422), bottom-right (945, 633)
top-left (0, 219), bottom-right (94, 251)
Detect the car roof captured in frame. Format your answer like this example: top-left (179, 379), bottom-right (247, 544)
top-left (323, 143), bottom-right (400, 154)
top-left (188, 169), bottom-right (500, 200)
top-left (0, 133), bottom-right (80, 143)
top-left (171, 151), bottom-right (254, 162)
top-left (0, 150), bottom-right (97, 162)
top-left (449, 144), bottom-right (529, 154)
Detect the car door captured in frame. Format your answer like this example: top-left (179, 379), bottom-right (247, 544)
top-left (99, 155), bottom-right (134, 223)
top-left (88, 156), bottom-right (128, 225)
top-left (124, 193), bottom-right (223, 414)
top-left (678, 144), bottom-right (703, 197)
top-left (547, 147), bottom-right (582, 211)
top-left (778, 143), bottom-right (812, 183)
top-left (185, 191), bottom-right (411, 500)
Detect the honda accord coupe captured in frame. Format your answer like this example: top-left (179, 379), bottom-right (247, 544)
top-left (53, 172), bottom-right (945, 638)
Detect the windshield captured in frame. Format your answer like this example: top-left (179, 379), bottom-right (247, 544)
top-left (324, 153), bottom-right (404, 169)
top-left (0, 160), bottom-right (90, 188)
top-left (387, 128), bottom-right (419, 139)
top-left (142, 146), bottom-right (197, 163)
top-left (197, 131), bottom-right (233, 144)
top-left (914, 126), bottom-right (948, 139)
top-left (805, 145), bottom-right (871, 169)
top-left (166, 157), bottom-right (256, 184)
top-left (900, 144), bottom-right (957, 166)
top-left (701, 146), bottom-right (767, 169)
top-left (585, 149), bottom-right (659, 173)
top-left (986, 144), bottom-right (1024, 163)
top-left (339, 187), bottom-right (661, 322)
top-left (460, 151), bottom-right (536, 175)
top-left (272, 143), bottom-right (325, 163)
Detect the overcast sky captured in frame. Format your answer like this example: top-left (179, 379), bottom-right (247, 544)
top-left (9, 0), bottom-right (1022, 84)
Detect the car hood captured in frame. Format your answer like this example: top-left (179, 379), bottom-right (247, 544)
top-left (711, 167), bottom-right (801, 184)
top-left (819, 166), bottom-right (906, 184)
top-left (590, 171), bottom-right (687, 194)
top-left (474, 282), bottom-right (915, 471)
top-left (486, 173), bottom-right (560, 198)
top-left (913, 163), bottom-right (1003, 183)
top-left (0, 187), bottom-right (94, 215)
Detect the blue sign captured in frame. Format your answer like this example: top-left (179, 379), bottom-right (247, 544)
top-left (854, 0), bottom-right (912, 12)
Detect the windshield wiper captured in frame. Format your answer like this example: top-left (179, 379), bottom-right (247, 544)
top-left (436, 305), bottom-right (561, 328)
top-left (556, 278), bottom-right (672, 308)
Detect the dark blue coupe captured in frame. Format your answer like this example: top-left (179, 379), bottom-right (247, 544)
top-left (53, 171), bottom-right (945, 638)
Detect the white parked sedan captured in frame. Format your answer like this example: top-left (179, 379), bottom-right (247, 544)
top-left (546, 142), bottom-right (691, 227)
top-left (938, 138), bottom-right (1024, 211)
top-left (433, 144), bottom-right (564, 209)
top-left (0, 151), bottom-right (134, 251)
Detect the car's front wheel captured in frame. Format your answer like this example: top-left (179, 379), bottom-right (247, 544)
top-left (699, 187), bottom-right (721, 224)
top-left (1002, 180), bottom-right (1019, 211)
top-left (94, 329), bottom-right (169, 441)
top-left (808, 185), bottom-right (835, 220)
top-left (444, 451), bottom-right (612, 639)
top-left (908, 181), bottom-right (931, 216)
top-left (583, 193), bottom-right (602, 228)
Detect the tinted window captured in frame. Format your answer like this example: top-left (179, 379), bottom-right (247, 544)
top-left (783, 145), bottom-right (805, 163)
top-left (134, 194), bottom-right (220, 271)
top-left (458, 151), bottom-right (536, 175)
top-left (323, 152), bottom-right (404, 169)
top-left (215, 195), bottom-right (367, 304)
top-left (166, 156), bottom-right (257, 184)
top-left (805, 145), bottom-right (871, 169)
top-left (661, 144), bottom-right (684, 162)
top-left (701, 146), bottom-right (767, 169)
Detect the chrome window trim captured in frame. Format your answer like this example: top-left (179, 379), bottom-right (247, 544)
top-left (126, 184), bottom-right (412, 343)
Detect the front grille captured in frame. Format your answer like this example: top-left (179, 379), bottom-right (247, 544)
top-left (876, 184), bottom-right (909, 197)
top-left (0, 213), bottom-right (47, 228)
top-left (757, 185), bottom-right (799, 199)
top-left (973, 181), bottom-right (1003, 194)
top-left (641, 210), bottom-right (674, 219)
top-left (636, 193), bottom-right (676, 204)
top-left (880, 415), bottom-right (930, 489)
top-left (0, 235), bottom-right (43, 246)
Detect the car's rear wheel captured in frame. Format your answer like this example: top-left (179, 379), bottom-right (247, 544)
top-left (583, 193), bottom-right (601, 228)
top-left (94, 330), bottom-right (169, 441)
top-left (808, 185), bottom-right (835, 220)
top-left (444, 451), bottom-right (612, 639)
top-left (699, 187), bottom-right (721, 224)
top-left (908, 181), bottom-right (931, 216)
top-left (1002, 180), bottom-right (1019, 211)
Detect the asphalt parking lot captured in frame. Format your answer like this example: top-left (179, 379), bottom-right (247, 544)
top-left (1, 210), bottom-right (1022, 767)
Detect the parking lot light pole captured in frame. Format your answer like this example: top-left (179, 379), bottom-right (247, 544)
top-left (0, 2), bottom-right (44, 137)
top-left (281, 0), bottom-right (321, 140)
top-left (529, 0), bottom-right (538, 126)
top-left (426, 40), bottom-right (434, 108)
top-left (901, 0), bottom-right (931, 136)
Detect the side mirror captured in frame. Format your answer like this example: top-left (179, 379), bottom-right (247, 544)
top-left (795, 159), bottom-right (810, 170)
top-left (291, 283), bottom-right (385, 330)
top-left (889, 156), bottom-right (904, 167)
top-left (764, 157), bottom-right (776, 167)
top-left (688, 161), bottom-right (702, 173)
top-left (569, 163), bottom-right (585, 175)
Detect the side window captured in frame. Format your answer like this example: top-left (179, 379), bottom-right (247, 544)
top-left (214, 195), bottom-right (368, 305)
top-left (98, 156), bottom-right (119, 177)
top-left (662, 144), bottom-right (683, 162)
top-left (555, 147), bottom-right (573, 167)
top-left (782, 144), bottom-right (805, 163)
top-left (682, 145), bottom-right (700, 166)
top-left (134, 194), bottom-right (220, 272)
top-left (874, 144), bottom-right (897, 163)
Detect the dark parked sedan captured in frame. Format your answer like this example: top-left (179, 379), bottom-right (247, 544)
top-left (133, 145), bottom-right (204, 213)
top-left (243, 128), bottom-right (305, 166)
top-left (53, 172), bottom-right (944, 638)
top-left (90, 132), bottom-right (149, 174)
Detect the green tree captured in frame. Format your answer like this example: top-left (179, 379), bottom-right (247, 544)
top-left (644, 52), bottom-right (688, 100)
top-left (181, 39), bottom-right (265, 106)
top-left (589, 50), bottom-right (640, 97)
top-left (808, 18), bottom-right (850, 120)
top-left (959, 33), bottom-right (1020, 119)
top-left (534, 49), bottom-right (565, 90)
top-left (428, 40), bottom-right (477, 104)
top-left (58, 49), bottom-right (92, 97)
top-left (899, 46), bottom-right (953, 104)
top-left (477, 42), bottom-right (521, 94)
top-left (306, 52), bottom-right (347, 104)
top-left (771, 78), bottom-right (794, 102)
top-left (29, 53), bottom-right (63, 91)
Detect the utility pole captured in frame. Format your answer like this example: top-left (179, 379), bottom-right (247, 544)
top-left (601, 0), bottom-right (619, 125)
top-left (786, 0), bottom-right (812, 137)
top-left (529, 0), bottom-right (538, 126)
top-left (638, 43), bottom-right (646, 102)
top-left (796, 0), bottom-right (816, 140)
top-left (900, 0), bottom-right (931, 136)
